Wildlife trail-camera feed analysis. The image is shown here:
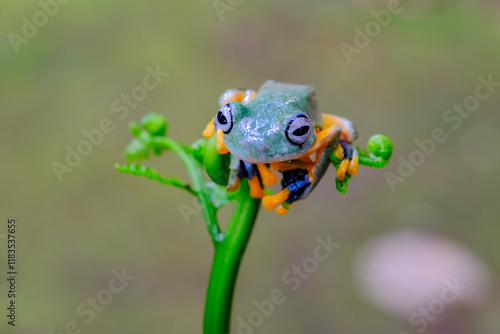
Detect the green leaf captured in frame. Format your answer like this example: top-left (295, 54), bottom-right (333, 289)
top-left (141, 113), bottom-right (168, 137)
top-left (115, 163), bottom-right (198, 196)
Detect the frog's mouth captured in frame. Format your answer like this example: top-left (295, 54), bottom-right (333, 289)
top-left (228, 150), bottom-right (309, 165)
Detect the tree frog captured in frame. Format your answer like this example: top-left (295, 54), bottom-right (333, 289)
top-left (203, 80), bottom-right (358, 215)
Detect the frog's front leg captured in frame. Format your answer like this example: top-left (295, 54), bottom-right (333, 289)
top-left (270, 115), bottom-right (342, 181)
top-left (256, 164), bottom-right (278, 187)
top-left (227, 156), bottom-right (278, 199)
top-left (245, 163), bottom-right (279, 198)
top-left (264, 122), bottom-right (342, 214)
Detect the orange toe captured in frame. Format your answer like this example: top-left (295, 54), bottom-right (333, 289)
top-left (276, 205), bottom-right (289, 215)
top-left (203, 118), bottom-right (215, 137)
top-left (337, 159), bottom-right (349, 181)
top-left (333, 144), bottom-right (344, 160)
top-left (257, 164), bottom-right (278, 187)
top-left (216, 129), bottom-right (229, 154)
top-left (262, 188), bottom-right (290, 211)
top-left (248, 176), bottom-right (265, 198)
top-left (347, 151), bottom-right (358, 176)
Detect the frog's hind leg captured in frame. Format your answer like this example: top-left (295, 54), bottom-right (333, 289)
top-left (204, 89), bottom-right (257, 138)
top-left (321, 114), bottom-right (358, 143)
top-left (218, 88), bottom-right (256, 107)
top-left (218, 89), bottom-right (244, 107)
top-left (322, 113), bottom-right (359, 181)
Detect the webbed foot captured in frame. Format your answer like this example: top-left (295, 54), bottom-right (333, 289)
top-left (263, 188), bottom-right (290, 211)
top-left (263, 169), bottom-right (312, 214)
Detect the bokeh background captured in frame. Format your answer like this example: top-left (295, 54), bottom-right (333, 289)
top-left (1, 0), bottom-right (500, 333)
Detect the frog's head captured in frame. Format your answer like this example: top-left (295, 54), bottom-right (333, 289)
top-left (216, 100), bottom-right (317, 164)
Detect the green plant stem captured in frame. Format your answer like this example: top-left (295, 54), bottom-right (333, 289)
top-left (156, 137), bottom-right (223, 244)
top-left (120, 115), bottom-right (393, 334)
top-left (157, 137), bottom-right (262, 333)
top-left (204, 179), bottom-right (261, 334)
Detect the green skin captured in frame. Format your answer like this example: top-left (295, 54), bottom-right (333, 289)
top-left (223, 81), bottom-right (323, 164)
top-left (220, 81), bottom-right (354, 202)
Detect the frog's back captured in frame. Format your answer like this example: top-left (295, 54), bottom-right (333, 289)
top-left (250, 80), bottom-right (322, 126)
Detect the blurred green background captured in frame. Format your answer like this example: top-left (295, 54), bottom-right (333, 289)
top-left (1, 0), bottom-right (500, 333)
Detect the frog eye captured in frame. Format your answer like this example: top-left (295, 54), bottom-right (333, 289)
top-left (217, 103), bottom-right (233, 134)
top-left (285, 114), bottom-right (312, 145)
